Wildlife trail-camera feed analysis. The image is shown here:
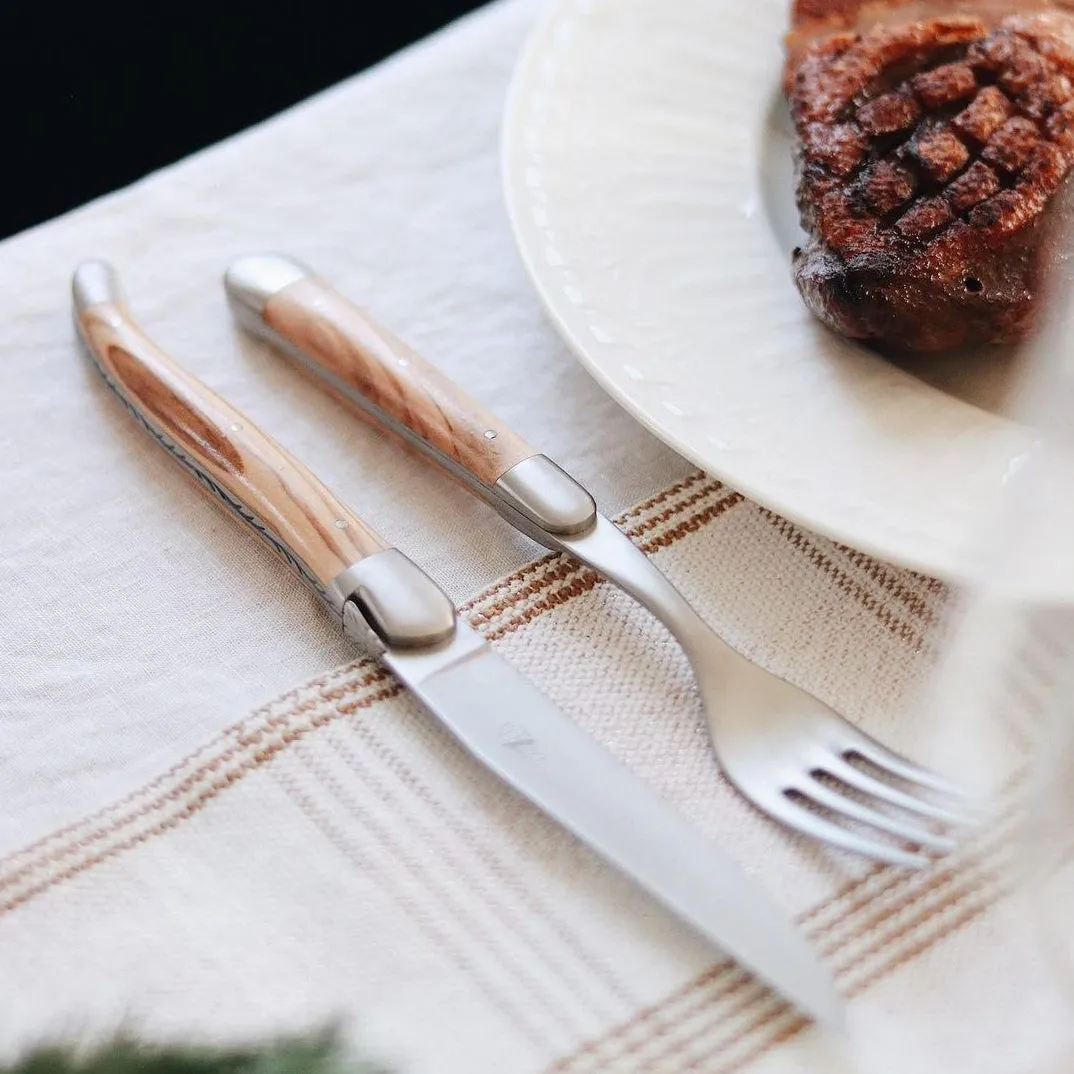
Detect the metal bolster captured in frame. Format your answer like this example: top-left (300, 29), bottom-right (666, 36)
top-left (73, 260), bottom-right (125, 313)
top-left (224, 253), bottom-right (315, 348)
top-left (494, 455), bottom-right (597, 536)
top-left (324, 549), bottom-right (457, 656)
top-left (224, 254), bottom-right (313, 315)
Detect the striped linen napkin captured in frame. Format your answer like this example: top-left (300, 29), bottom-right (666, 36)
top-left (1, 473), bottom-right (1062, 1072)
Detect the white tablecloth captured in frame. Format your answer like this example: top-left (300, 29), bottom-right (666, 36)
top-left (0, 0), bottom-right (686, 855)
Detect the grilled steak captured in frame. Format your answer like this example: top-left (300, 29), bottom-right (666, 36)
top-left (785, 1), bottom-right (1074, 350)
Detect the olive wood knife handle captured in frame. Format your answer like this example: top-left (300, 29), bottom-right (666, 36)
top-left (73, 260), bottom-right (389, 594)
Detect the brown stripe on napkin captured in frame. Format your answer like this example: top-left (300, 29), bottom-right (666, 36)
top-left (0, 471), bottom-right (970, 1072)
top-left (0, 474), bottom-right (756, 913)
top-left (545, 819), bottom-right (1014, 1072)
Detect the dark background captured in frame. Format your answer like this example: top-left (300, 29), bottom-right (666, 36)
top-left (3, 2), bottom-right (486, 241)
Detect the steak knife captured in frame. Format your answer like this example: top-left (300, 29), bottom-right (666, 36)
top-left (73, 260), bottom-right (841, 1028)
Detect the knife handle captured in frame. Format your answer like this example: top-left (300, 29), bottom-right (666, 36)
top-left (73, 260), bottom-right (456, 653)
top-left (225, 255), bottom-right (598, 541)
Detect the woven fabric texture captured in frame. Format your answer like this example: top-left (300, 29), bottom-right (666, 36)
top-left (0, 0), bottom-right (1066, 1070)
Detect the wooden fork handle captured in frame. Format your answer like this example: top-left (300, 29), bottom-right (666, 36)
top-left (225, 255), bottom-right (538, 490)
top-left (73, 261), bottom-right (389, 594)
top-left (224, 254), bottom-right (597, 539)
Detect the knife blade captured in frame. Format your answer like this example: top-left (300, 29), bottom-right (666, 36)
top-left (72, 259), bottom-right (841, 1027)
top-left (391, 624), bottom-right (839, 1026)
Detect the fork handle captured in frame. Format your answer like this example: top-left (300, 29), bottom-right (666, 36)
top-left (228, 257), bottom-right (536, 486)
top-left (224, 254), bottom-right (597, 538)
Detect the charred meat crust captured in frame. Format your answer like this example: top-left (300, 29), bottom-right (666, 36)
top-left (785, 2), bottom-right (1074, 351)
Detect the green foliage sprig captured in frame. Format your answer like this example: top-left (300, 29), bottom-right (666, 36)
top-left (5, 1033), bottom-right (391, 1074)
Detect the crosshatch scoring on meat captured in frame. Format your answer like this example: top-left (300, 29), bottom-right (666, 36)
top-left (784, 2), bottom-right (1074, 351)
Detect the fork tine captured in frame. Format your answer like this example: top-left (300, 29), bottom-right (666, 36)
top-left (802, 778), bottom-right (957, 853)
top-left (766, 793), bottom-right (929, 868)
top-left (820, 757), bottom-right (968, 825)
top-left (836, 729), bottom-right (965, 797)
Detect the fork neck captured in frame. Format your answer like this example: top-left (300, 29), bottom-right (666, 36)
top-left (556, 515), bottom-right (747, 674)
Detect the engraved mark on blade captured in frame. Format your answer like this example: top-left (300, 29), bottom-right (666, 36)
top-left (499, 723), bottom-right (547, 762)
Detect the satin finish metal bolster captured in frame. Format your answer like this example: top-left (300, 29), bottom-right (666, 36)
top-left (225, 254), bottom-right (314, 314)
top-left (73, 260), bottom-right (125, 314)
top-left (493, 456), bottom-right (597, 536)
top-left (224, 254), bottom-right (315, 346)
top-left (325, 548), bottom-right (457, 655)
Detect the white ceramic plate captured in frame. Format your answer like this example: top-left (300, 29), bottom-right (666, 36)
top-left (502, 0), bottom-right (1074, 595)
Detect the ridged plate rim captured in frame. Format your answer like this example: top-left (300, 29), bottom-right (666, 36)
top-left (501, 0), bottom-right (1069, 594)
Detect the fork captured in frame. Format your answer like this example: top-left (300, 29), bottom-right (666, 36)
top-left (224, 253), bottom-right (966, 868)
